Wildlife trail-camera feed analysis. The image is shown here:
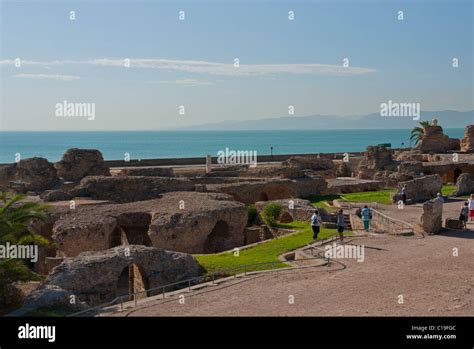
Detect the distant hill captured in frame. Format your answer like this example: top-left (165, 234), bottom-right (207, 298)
top-left (179, 110), bottom-right (473, 130)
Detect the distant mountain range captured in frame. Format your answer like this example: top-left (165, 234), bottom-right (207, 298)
top-left (179, 110), bottom-right (473, 130)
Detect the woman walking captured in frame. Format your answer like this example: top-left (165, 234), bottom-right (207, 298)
top-left (336, 209), bottom-right (345, 243)
top-left (361, 205), bottom-right (372, 232)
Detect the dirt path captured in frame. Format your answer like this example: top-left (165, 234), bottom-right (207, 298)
top-left (112, 232), bottom-right (474, 316)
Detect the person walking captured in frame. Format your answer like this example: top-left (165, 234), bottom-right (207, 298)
top-left (459, 202), bottom-right (469, 230)
top-left (436, 192), bottom-right (444, 203)
top-left (336, 209), bottom-right (345, 242)
top-left (400, 184), bottom-right (407, 205)
top-left (361, 205), bottom-right (372, 232)
top-left (469, 194), bottom-right (474, 222)
top-left (310, 209), bottom-right (322, 240)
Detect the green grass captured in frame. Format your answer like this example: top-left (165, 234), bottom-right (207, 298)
top-left (341, 189), bottom-right (395, 205)
top-left (306, 194), bottom-right (341, 212)
top-left (195, 221), bottom-right (347, 275)
top-left (23, 308), bottom-right (70, 317)
top-left (442, 184), bottom-right (470, 199)
top-left (442, 185), bottom-right (457, 197)
top-left (307, 189), bottom-right (396, 207)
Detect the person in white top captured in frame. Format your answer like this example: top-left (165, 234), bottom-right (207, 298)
top-left (468, 194), bottom-right (474, 222)
top-left (436, 192), bottom-right (444, 203)
top-left (310, 210), bottom-right (322, 240)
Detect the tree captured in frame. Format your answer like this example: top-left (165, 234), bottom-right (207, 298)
top-left (0, 192), bottom-right (51, 294)
top-left (410, 120), bottom-right (432, 145)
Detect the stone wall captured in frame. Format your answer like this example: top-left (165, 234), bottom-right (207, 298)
top-left (71, 176), bottom-right (196, 202)
top-left (205, 177), bottom-right (327, 204)
top-left (420, 198), bottom-right (443, 234)
top-left (52, 192), bottom-right (247, 256)
top-left (20, 245), bottom-right (203, 311)
top-left (454, 173), bottom-right (474, 197)
top-left (391, 175), bottom-right (442, 203)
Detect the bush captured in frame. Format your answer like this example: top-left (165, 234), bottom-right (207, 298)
top-left (247, 204), bottom-right (257, 226)
top-left (261, 203), bottom-right (282, 227)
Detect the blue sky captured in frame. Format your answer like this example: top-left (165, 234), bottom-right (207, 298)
top-left (0, 0), bottom-right (472, 130)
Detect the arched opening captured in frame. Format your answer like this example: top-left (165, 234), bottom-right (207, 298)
top-left (279, 211), bottom-right (293, 223)
top-left (230, 193), bottom-right (244, 203)
top-left (204, 220), bottom-right (231, 253)
top-left (110, 213), bottom-right (153, 248)
top-left (109, 225), bottom-right (126, 248)
top-left (454, 168), bottom-right (463, 183)
top-left (116, 263), bottom-right (149, 301)
top-left (258, 192), bottom-right (269, 201)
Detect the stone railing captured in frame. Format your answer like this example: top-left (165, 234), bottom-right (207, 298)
top-left (349, 206), bottom-right (414, 235)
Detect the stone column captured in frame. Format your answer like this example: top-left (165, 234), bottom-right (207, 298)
top-left (206, 155), bottom-right (212, 173)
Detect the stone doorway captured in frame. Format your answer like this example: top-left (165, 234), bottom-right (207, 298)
top-left (454, 168), bottom-right (463, 183)
top-left (204, 220), bottom-right (231, 253)
top-left (109, 213), bottom-right (153, 248)
top-left (116, 263), bottom-right (149, 301)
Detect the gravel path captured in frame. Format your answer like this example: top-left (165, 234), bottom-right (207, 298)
top-left (113, 232), bottom-right (474, 316)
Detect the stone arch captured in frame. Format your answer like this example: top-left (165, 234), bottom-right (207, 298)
top-left (110, 213), bottom-right (153, 248)
top-left (258, 192), bottom-right (269, 201)
top-left (454, 168), bottom-right (463, 183)
top-left (204, 220), bottom-right (231, 253)
top-left (229, 193), bottom-right (244, 203)
top-left (116, 263), bottom-right (149, 301)
top-left (279, 211), bottom-right (294, 223)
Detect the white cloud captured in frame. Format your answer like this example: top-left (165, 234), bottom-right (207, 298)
top-left (149, 78), bottom-right (213, 86)
top-left (92, 58), bottom-right (376, 76)
top-left (13, 73), bottom-right (80, 81)
top-left (2, 58), bottom-right (376, 76)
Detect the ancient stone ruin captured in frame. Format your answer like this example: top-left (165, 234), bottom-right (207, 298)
top-left (357, 145), bottom-right (396, 179)
top-left (460, 124), bottom-right (474, 153)
top-left (19, 245), bottom-right (203, 313)
top-left (55, 148), bottom-right (110, 181)
top-left (51, 192), bottom-right (247, 256)
top-left (420, 197), bottom-right (443, 234)
top-left (415, 124), bottom-right (460, 153)
top-left (454, 173), bottom-right (474, 197)
top-left (0, 157), bottom-right (59, 193)
top-left (391, 175), bottom-right (442, 203)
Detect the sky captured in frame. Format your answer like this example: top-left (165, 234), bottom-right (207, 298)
top-left (0, 0), bottom-right (472, 131)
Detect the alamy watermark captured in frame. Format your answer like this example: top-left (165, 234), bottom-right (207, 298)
top-left (217, 148), bottom-right (257, 167)
top-left (55, 100), bottom-right (95, 120)
top-left (0, 242), bottom-right (38, 263)
top-left (324, 242), bottom-right (365, 262)
top-left (380, 100), bottom-right (420, 120)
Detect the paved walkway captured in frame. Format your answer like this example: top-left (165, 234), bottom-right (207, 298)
top-left (111, 232), bottom-right (473, 316)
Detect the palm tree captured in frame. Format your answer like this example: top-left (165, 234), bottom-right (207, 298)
top-left (0, 192), bottom-right (51, 296)
top-left (0, 192), bottom-right (50, 245)
top-left (410, 120), bottom-right (432, 145)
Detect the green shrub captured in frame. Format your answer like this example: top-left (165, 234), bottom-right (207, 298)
top-left (247, 204), bottom-right (257, 226)
top-left (261, 203), bottom-right (282, 227)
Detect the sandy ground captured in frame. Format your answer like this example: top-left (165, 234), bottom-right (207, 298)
top-left (112, 231), bottom-right (474, 317)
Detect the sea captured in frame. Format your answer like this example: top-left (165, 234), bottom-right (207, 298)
top-left (0, 129), bottom-right (465, 164)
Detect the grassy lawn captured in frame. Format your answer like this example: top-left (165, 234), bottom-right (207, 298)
top-left (442, 185), bottom-right (457, 197)
top-left (341, 189), bottom-right (395, 205)
top-left (306, 194), bottom-right (341, 212)
top-left (307, 189), bottom-right (396, 207)
top-left (307, 185), bottom-right (468, 207)
top-left (195, 221), bottom-right (347, 275)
